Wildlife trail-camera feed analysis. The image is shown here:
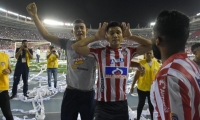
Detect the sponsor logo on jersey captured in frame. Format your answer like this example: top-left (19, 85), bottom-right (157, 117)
top-left (110, 58), bottom-right (124, 64)
top-left (105, 67), bottom-right (128, 79)
top-left (73, 54), bottom-right (86, 65)
top-left (1, 62), bottom-right (5, 66)
top-left (170, 113), bottom-right (178, 120)
top-left (159, 79), bottom-right (169, 113)
top-left (71, 65), bottom-right (88, 71)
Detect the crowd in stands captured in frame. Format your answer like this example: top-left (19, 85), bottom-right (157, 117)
top-left (188, 35), bottom-right (200, 42)
top-left (0, 26), bottom-right (74, 41)
top-left (0, 40), bottom-right (50, 51)
top-left (0, 26), bottom-right (199, 52)
top-left (0, 40), bottom-right (14, 50)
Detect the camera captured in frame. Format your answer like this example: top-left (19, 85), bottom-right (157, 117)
top-left (23, 45), bottom-right (27, 48)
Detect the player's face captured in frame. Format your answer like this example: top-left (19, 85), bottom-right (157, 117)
top-left (106, 26), bottom-right (123, 48)
top-left (72, 23), bottom-right (87, 41)
top-left (152, 31), bottom-right (161, 60)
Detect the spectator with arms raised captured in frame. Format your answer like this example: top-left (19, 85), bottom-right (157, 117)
top-left (27, 2), bottom-right (96, 120)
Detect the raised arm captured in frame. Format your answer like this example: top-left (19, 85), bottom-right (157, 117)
top-left (72, 36), bottom-right (97, 56)
top-left (72, 22), bottom-right (108, 55)
top-left (26, 3), bottom-right (59, 46)
top-left (15, 47), bottom-right (23, 59)
top-left (129, 35), bottom-right (152, 55)
top-left (25, 48), bottom-right (33, 59)
top-left (122, 23), bottom-right (152, 55)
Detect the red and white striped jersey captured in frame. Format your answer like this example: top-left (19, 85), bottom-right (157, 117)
top-left (89, 46), bottom-right (138, 102)
top-left (150, 52), bottom-right (200, 120)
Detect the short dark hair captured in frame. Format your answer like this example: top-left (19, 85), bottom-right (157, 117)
top-left (106, 21), bottom-right (122, 32)
top-left (191, 43), bottom-right (200, 53)
top-left (73, 19), bottom-right (85, 25)
top-left (153, 10), bottom-right (190, 50)
top-left (22, 40), bottom-right (28, 43)
top-left (49, 45), bottom-right (54, 50)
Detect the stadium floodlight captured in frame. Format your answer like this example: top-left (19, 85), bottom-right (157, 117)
top-left (197, 13), bottom-right (200, 16)
top-left (19, 15), bottom-right (26, 18)
top-left (7, 11), bottom-right (18, 16)
top-left (0, 8), bottom-right (7, 12)
top-left (150, 22), bottom-right (155, 26)
top-left (43, 19), bottom-right (64, 26)
top-left (65, 23), bottom-right (73, 26)
top-left (26, 17), bottom-right (32, 20)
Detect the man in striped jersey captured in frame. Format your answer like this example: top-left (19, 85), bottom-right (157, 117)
top-left (72, 21), bottom-right (152, 120)
top-left (150, 10), bottom-right (200, 120)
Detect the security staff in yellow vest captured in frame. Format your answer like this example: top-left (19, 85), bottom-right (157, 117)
top-left (46, 45), bottom-right (58, 89)
top-left (130, 51), bottom-right (160, 120)
top-left (10, 40), bottom-right (33, 99)
top-left (0, 52), bottom-right (14, 120)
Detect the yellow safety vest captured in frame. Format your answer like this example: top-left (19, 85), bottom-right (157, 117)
top-left (26, 52), bottom-right (30, 67)
top-left (0, 52), bottom-right (9, 90)
top-left (137, 59), bottom-right (160, 91)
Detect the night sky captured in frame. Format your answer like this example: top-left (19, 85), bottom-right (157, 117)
top-left (0, 0), bottom-right (200, 28)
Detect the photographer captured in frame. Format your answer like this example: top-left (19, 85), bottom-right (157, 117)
top-left (46, 45), bottom-right (58, 89)
top-left (10, 40), bottom-right (33, 99)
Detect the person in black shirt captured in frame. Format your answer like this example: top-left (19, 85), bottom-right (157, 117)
top-left (10, 40), bottom-right (33, 99)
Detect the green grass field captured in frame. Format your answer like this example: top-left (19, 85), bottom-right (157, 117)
top-left (10, 58), bottom-right (136, 74)
top-left (10, 58), bottom-right (67, 73)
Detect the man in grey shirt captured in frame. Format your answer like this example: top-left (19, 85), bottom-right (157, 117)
top-left (191, 43), bottom-right (200, 68)
top-left (27, 3), bottom-right (96, 120)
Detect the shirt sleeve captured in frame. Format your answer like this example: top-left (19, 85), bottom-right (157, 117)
top-left (88, 48), bottom-right (104, 60)
top-left (15, 48), bottom-right (19, 53)
top-left (89, 48), bottom-right (102, 58)
top-left (58, 38), bottom-right (69, 50)
top-left (29, 49), bottom-right (33, 55)
top-left (127, 47), bottom-right (139, 59)
top-left (151, 75), bottom-right (193, 120)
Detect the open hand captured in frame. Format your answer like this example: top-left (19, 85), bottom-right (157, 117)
top-left (129, 87), bottom-right (134, 94)
top-left (95, 22), bottom-right (108, 40)
top-left (2, 69), bottom-right (10, 74)
top-left (20, 45), bottom-right (24, 50)
top-left (122, 22), bottom-right (132, 39)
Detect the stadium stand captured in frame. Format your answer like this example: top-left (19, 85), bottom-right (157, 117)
top-left (0, 8), bottom-right (200, 120)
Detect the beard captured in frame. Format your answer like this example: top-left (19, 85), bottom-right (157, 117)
top-left (152, 42), bottom-right (161, 60)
